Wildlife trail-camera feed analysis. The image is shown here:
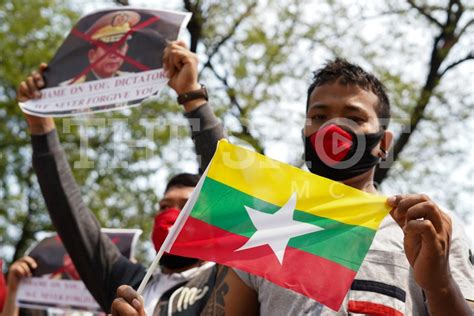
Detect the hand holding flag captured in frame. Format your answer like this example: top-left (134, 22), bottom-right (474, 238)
top-left (139, 140), bottom-right (391, 310)
top-left (388, 195), bottom-right (454, 295)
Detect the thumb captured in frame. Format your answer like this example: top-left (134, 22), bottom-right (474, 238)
top-left (386, 195), bottom-right (401, 208)
top-left (388, 195), bottom-right (405, 228)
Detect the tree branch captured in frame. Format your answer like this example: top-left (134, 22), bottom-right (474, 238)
top-left (446, 0), bottom-right (463, 26)
top-left (184, 0), bottom-right (203, 52)
top-left (206, 61), bottom-right (242, 111)
top-left (440, 52), bottom-right (474, 77)
top-left (248, 5), bottom-right (300, 100)
top-left (200, 1), bottom-right (257, 75)
top-left (457, 18), bottom-right (473, 37)
top-left (406, 0), bottom-right (443, 27)
top-left (375, 0), bottom-right (466, 183)
top-left (206, 61), bottom-right (264, 153)
top-left (113, 0), bottom-right (129, 5)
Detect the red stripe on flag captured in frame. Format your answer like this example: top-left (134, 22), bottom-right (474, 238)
top-left (348, 300), bottom-right (404, 316)
top-left (170, 217), bottom-right (356, 311)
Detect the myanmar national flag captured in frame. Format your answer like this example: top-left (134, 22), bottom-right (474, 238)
top-left (164, 140), bottom-right (391, 311)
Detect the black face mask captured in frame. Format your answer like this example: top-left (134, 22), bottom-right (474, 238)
top-left (304, 124), bottom-right (384, 181)
top-left (159, 254), bottom-right (199, 270)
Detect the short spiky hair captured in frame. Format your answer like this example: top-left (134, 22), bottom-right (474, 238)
top-left (307, 58), bottom-right (390, 128)
top-left (165, 173), bottom-right (200, 193)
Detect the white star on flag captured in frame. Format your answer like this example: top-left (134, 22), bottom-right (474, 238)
top-left (235, 192), bottom-right (324, 264)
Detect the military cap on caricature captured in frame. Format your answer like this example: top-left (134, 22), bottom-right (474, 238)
top-left (87, 10), bottom-right (140, 43)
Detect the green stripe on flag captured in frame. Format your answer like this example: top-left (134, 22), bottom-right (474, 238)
top-left (190, 177), bottom-right (376, 271)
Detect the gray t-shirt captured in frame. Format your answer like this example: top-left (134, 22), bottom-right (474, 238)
top-left (235, 213), bottom-right (474, 315)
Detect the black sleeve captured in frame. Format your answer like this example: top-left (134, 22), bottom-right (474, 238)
top-left (184, 103), bottom-right (227, 175)
top-left (31, 130), bottom-right (146, 312)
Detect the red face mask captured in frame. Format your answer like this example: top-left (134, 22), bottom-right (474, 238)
top-left (151, 208), bottom-right (180, 252)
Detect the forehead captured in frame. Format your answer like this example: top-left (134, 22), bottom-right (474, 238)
top-left (162, 186), bottom-right (194, 200)
top-left (308, 81), bottom-right (379, 115)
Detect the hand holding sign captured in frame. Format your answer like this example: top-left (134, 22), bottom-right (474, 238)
top-left (7, 257), bottom-right (38, 293)
top-left (16, 229), bottom-right (142, 313)
top-left (163, 40), bottom-right (207, 112)
top-left (163, 40), bottom-right (199, 94)
top-left (17, 63), bottom-right (56, 135)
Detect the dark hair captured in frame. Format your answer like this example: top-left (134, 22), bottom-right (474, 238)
top-left (165, 173), bottom-right (200, 192)
top-left (307, 58), bottom-right (390, 129)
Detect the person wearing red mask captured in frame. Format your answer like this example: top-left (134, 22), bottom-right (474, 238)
top-left (18, 40), bottom-right (225, 315)
top-left (111, 58), bottom-right (474, 315)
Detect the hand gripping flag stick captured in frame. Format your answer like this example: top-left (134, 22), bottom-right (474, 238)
top-left (136, 164), bottom-right (209, 295)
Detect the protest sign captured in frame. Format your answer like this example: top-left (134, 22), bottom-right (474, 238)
top-left (19, 8), bottom-right (191, 117)
top-left (16, 228), bottom-right (142, 312)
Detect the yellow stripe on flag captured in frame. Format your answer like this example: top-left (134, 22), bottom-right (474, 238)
top-left (207, 141), bottom-right (391, 230)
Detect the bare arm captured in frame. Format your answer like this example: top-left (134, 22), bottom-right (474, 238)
top-left (201, 266), bottom-right (259, 316)
top-left (424, 282), bottom-right (474, 315)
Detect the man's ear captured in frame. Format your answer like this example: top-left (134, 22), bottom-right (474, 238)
top-left (379, 130), bottom-right (394, 157)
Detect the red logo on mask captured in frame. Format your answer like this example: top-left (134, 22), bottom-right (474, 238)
top-left (311, 124), bottom-right (353, 166)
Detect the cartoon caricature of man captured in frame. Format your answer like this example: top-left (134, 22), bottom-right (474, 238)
top-left (61, 10), bottom-right (140, 85)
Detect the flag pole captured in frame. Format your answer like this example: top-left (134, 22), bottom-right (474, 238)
top-left (136, 165), bottom-right (210, 295)
top-left (136, 240), bottom-right (166, 294)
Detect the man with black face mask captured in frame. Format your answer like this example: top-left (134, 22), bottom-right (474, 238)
top-left (18, 40), bottom-right (226, 315)
top-left (230, 59), bottom-right (473, 315)
top-left (111, 58), bottom-right (473, 315)
top-left (301, 58), bottom-right (393, 187)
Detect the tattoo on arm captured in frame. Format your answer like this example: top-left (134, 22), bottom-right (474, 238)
top-left (201, 265), bottom-right (229, 316)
